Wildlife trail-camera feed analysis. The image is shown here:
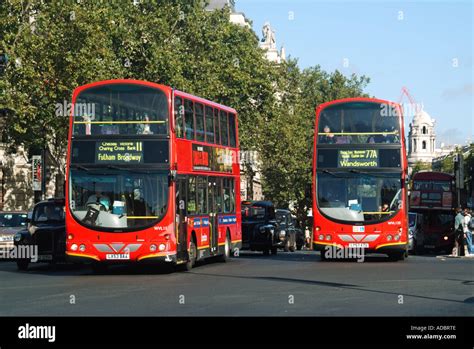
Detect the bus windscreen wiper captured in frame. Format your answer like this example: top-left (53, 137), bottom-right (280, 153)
top-left (321, 169), bottom-right (342, 178)
top-left (106, 165), bottom-right (154, 174)
top-left (349, 169), bottom-right (396, 177)
top-left (70, 164), bottom-right (91, 172)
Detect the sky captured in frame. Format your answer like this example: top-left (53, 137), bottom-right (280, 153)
top-left (235, 0), bottom-right (473, 147)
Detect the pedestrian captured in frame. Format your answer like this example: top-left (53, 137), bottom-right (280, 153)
top-left (453, 207), bottom-right (465, 256)
top-left (464, 208), bottom-right (474, 256)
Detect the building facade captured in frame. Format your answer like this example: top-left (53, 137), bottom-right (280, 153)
top-left (407, 110), bottom-right (437, 169)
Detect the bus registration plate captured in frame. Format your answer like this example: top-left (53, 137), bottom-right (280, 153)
top-left (106, 254), bottom-right (130, 260)
top-left (349, 243), bottom-right (369, 248)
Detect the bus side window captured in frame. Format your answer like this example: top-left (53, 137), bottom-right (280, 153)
top-left (223, 178), bottom-right (233, 213)
top-left (197, 176), bottom-right (208, 214)
top-left (215, 108), bottom-right (220, 145)
top-left (187, 176), bottom-right (197, 214)
top-left (229, 113), bottom-right (236, 147)
top-left (184, 99), bottom-right (195, 140)
top-left (205, 106), bottom-right (215, 144)
top-left (195, 103), bottom-right (205, 142)
top-left (220, 110), bottom-right (229, 146)
top-left (174, 97), bottom-right (183, 138)
top-left (216, 178), bottom-right (223, 213)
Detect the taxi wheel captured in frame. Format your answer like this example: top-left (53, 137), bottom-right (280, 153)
top-left (16, 259), bottom-right (29, 271)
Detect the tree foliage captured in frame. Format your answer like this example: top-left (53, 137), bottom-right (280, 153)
top-left (259, 60), bottom-right (370, 227)
top-left (1, 1), bottom-right (371, 223)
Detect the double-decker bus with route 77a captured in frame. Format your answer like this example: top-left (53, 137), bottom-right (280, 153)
top-left (312, 97), bottom-right (408, 261)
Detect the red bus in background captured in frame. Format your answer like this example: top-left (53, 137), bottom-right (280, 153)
top-left (65, 79), bottom-right (241, 271)
top-left (312, 98), bottom-right (408, 261)
top-left (409, 171), bottom-right (455, 253)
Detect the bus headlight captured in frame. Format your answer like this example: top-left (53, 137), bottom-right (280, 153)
top-left (71, 244), bottom-right (78, 251)
top-left (150, 244), bottom-right (157, 252)
top-left (443, 236), bottom-right (448, 241)
top-left (387, 235), bottom-right (393, 241)
top-left (325, 234), bottom-right (331, 241)
top-left (318, 234), bottom-right (324, 241)
top-left (158, 243), bottom-right (166, 251)
top-left (394, 234), bottom-right (400, 241)
top-left (68, 234), bottom-right (74, 240)
top-left (79, 244), bottom-right (86, 252)
top-left (14, 233), bottom-right (22, 242)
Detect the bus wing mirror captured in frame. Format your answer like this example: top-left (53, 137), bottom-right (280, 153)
top-left (168, 170), bottom-right (177, 185)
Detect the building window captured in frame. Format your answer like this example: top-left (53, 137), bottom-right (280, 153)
top-left (422, 140), bottom-right (426, 150)
top-left (422, 126), bottom-right (427, 134)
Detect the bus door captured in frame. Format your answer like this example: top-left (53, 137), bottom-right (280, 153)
top-left (176, 177), bottom-right (188, 261)
top-left (208, 177), bottom-right (219, 254)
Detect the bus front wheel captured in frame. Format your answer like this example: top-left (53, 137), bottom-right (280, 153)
top-left (388, 252), bottom-right (406, 262)
top-left (183, 239), bottom-right (197, 271)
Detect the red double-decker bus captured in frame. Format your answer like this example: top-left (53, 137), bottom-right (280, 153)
top-left (312, 98), bottom-right (408, 261)
top-left (409, 171), bottom-right (455, 253)
top-left (65, 79), bottom-right (241, 271)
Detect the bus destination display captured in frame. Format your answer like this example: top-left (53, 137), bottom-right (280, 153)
top-left (338, 149), bottom-right (379, 168)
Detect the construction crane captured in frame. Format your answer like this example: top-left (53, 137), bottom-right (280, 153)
top-left (398, 86), bottom-right (422, 115)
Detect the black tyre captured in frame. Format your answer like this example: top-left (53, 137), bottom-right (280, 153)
top-left (91, 263), bottom-right (108, 274)
top-left (320, 250), bottom-right (329, 261)
top-left (16, 259), bottom-right (29, 271)
top-left (388, 251), bottom-right (406, 262)
top-left (217, 233), bottom-right (231, 263)
top-left (183, 238), bottom-right (197, 271)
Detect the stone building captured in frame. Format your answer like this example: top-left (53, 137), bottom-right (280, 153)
top-left (407, 109), bottom-right (437, 170)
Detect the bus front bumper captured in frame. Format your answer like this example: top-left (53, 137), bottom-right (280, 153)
top-left (313, 241), bottom-right (407, 254)
top-left (65, 251), bottom-right (177, 264)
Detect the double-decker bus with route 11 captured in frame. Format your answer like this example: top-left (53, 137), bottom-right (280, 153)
top-left (312, 98), bottom-right (409, 261)
top-left (409, 171), bottom-right (456, 253)
top-left (65, 79), bottom-right (241, 271)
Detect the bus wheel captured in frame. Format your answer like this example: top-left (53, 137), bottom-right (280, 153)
top-left (217, 233), bottom-right (231, 263)
top-left (16, 259), bottom-right (29, 271)
top-left (92, 263), bottom-right (108, 274)
top-left (184, 239), bottom-right (197, 271)
top-left (388, 252), bottom-right (405, 262)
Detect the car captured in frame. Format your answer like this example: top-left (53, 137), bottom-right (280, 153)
top-left (408, 212), bottom-right (423, 254)
top-left (0, 211), bottom-right (28, 254)
top-left (14, 198), bottom-right (66, 270)
top-left (275, 209), bottom-right (297, 252)
top-left (241, 201), bottom-right (281, 255)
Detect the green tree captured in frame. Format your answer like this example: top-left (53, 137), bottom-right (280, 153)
top-left (259, 61), bottom-right (370, 227)
top-left (411, 161), bottom-right (432, 176)
top-left (0, 1), bottom-right (276, 193)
